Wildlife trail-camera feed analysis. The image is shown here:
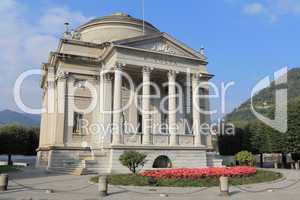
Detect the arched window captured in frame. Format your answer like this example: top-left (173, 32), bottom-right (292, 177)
top-left (153, 155), bottom-right (172, 168)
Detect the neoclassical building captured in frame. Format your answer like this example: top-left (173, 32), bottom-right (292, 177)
top-left (37, 13), bottom-right (222, 174)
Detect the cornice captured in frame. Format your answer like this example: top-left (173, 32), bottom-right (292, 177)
top-left (59, 38), bottom-right (111, 49)
top-left (52, 52), bottom-right (101, 66)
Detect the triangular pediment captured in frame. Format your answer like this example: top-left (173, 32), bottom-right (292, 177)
top-left (113, 33), bottom-right (206, 60)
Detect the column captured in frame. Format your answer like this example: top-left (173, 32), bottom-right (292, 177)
top-left (182, 77), bottom-right (192, 134)
top-left (54, 71), bottom-right (68, 146)
top-left (192, 74), bottom-right (202, 146)
top-left (142, 67), bottom-right (151, 144)
top-left (112, 65), bottom-right (123, 145)
top-left (100, 72), bottom-right (113, 146)
top-left (204, 88), bottom-right (213, 148)
top-left (168, 70), bottom-right (177, 146)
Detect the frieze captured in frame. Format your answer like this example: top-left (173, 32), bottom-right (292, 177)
top-left (143, 54), bottom-right (178, 66)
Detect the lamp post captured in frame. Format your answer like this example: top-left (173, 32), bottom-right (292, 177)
top-left (295, 161), bottom-right (299, 170)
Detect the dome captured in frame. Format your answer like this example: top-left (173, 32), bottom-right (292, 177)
top-left (76, 12), bottom-right (160, 43)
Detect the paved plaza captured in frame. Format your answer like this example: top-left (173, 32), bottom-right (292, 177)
top-left (0, 168), bottom-right (300, 200)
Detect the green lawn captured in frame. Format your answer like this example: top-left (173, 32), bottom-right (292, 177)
top-left (0, 165), bottom-right (21, 173)
top-left (90, 170), bottom-right (282, 187)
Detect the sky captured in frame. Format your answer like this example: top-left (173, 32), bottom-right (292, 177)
top-left (0, 0), bottom-right (299, 119)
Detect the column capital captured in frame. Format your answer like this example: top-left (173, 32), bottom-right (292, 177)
top-left (192, 73), bottom-right (202, 80)
top-left (67, 74), bottom-right (75, 82)
top-left (94, 74), bottom-right (100, 81)
top-left (142, 66), bottom-right (153, 74)
top-left (101, 73), bottom-right (113, 82)
top-left (56, 70), bottom-right (69, 80)
top-left (115, 62), bottom-right (126, 70)
top-left (168, 70), bottom-right (178, 79)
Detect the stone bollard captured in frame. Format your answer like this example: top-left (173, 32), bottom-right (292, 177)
top-left (98, 175), bottom-right (108, 197)
top-left (0, 174), bottom-right (8, 191)
top-left (219, 176), bottom-right (229, 196)
top-left (274, 162), bottom-right (278, 169)
top-left (291, 163), bottom-right (295, 169)
top-left (295, 162), bottom-right (299, 170)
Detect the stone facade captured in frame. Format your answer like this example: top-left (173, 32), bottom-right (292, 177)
top-left (36, 12), bottom-right (222, 174)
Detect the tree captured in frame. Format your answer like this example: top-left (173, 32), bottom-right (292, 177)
top-left (0, 124), bottom-right (39, 165)
top-left (261, 97), bottom-right (300, 166)
top-left (286, 97), bottom-right (300, 154)
top-left (249, 121), bottom-right (273, 167)
top-left (218, 132), bottom-right (242, 156)
top-left (224, 97), bottom-right (300, 168)
top-left (217, 126), bottom-right (252, 156)
top-left (24, 127), bottom-right (40, 155)
top-left (119, 151), bottom-right (147, 174)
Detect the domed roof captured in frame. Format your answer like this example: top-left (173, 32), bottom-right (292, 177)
top-left (76, 12), bottom-right (160, 43)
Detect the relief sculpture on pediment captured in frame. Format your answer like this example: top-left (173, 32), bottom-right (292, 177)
top-left (151, 42), bottom-right (176, 54)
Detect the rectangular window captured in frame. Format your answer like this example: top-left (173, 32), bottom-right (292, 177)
top-left (73, 112), bottom-right (83, 133)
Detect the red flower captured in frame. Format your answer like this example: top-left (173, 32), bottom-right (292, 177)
top-left (140, 167), bottom-right (256, 179)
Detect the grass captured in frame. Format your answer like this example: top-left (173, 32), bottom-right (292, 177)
top-left (0, 165), bottom-right (21, 173)
top-left (90, 170), bottom-right (282, 187)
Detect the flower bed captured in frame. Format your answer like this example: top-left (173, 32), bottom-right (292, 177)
top-left (140, 166), bottom-right (256, 179)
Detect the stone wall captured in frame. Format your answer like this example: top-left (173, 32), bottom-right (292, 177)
top-left (109, 147), bottom-right (208, 174)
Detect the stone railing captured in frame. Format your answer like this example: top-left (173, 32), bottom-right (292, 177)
top-left (178, 134), bottom-right (194, 146)
top-left (123, 133), bottom-right (142, 145)
top-left (152, 134), bottom-right (169, 146)
top-left (71, 133), bottom-right (198, 147)
top-left (122, 133), bottom-right (195, 146)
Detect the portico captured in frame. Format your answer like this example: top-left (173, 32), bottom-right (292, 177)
top-left (96, 63), bottom-right (212, 148)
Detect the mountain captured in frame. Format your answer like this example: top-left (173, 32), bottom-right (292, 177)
top-left (0, 109), bottom-right (40, 127)
top-left (226, 68), bottom-right (300, 127)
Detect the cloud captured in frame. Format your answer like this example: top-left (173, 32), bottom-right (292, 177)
top-left (240, 0), bottom-right (300, 22)
top-left (38, 7), bottom-right (90, 34)
top-left (0, 0), bottom-right (91, 111)
top-left (243, 3), bottom-right (264, 15)
top-left (271, 0), bottom-right (300, 15)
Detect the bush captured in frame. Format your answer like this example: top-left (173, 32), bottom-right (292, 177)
top-left (235, 151), bottom-right (255, 166)
top-left (119, 151), bottom-right (147, 174)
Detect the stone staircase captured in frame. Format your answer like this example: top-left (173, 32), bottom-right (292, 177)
top-left (85, 150), bottom-right (110, 174)
top-left (47, 149), bottom-right (110, 175)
